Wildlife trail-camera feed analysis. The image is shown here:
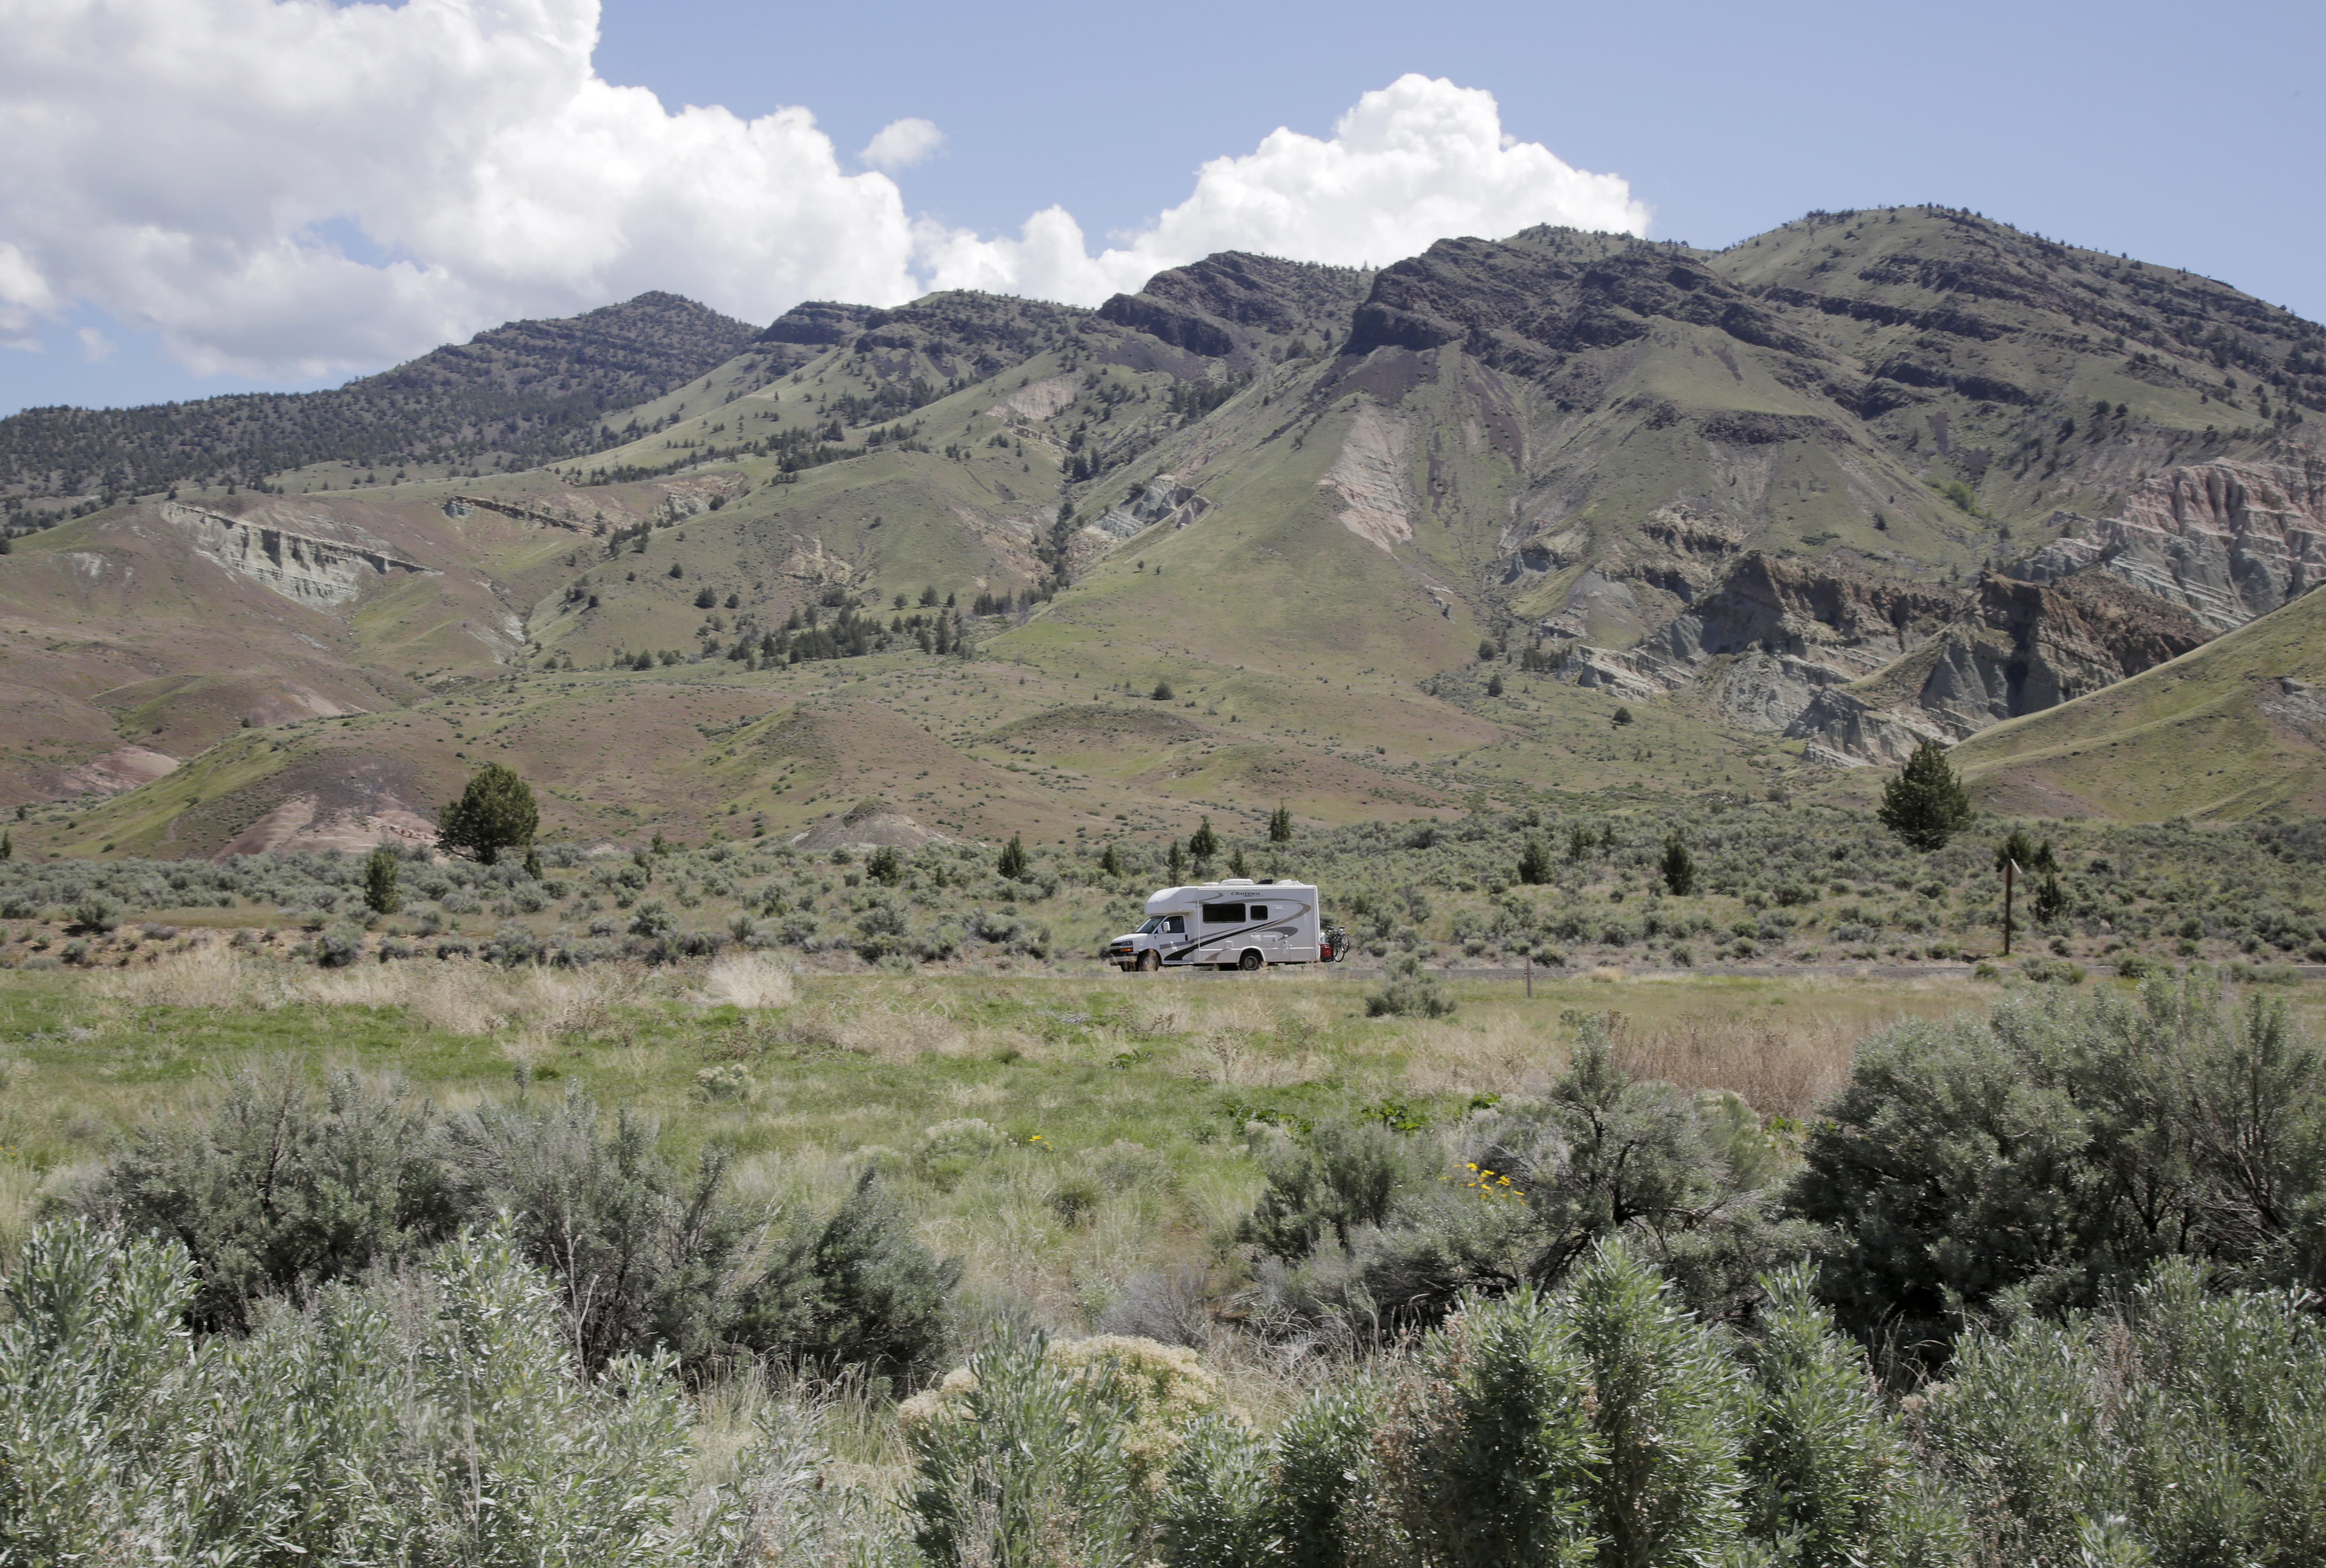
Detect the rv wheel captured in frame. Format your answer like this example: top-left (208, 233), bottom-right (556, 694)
top-left (1137, 951), bottom-right (1160, 972)
top-left (1237, 950), bottom-right (1263, 972)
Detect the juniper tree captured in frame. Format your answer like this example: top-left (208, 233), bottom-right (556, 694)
top-left (1877, 740), bottom-right (1971, 851)
top-left (996, 834), bottom-right (1029, 880)
top-left (1994, 828), bottom-right (2040, 874)
top-left (1268, 803), bottom-right (1294, 844)
top-left (1659, 834), bottom-right (1695, 897)
top-left (362, 845), bottom-right (401, 915)
top-left (437, 763), bottom-right (538, 866)
top-left (1189, 816), bottom-right (1221, 862)
top-left (1517, 837), bottom-right (1553, 886)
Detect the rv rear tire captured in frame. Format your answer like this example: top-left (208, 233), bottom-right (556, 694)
top-left (1237, 950), bottom-right (1263, 972)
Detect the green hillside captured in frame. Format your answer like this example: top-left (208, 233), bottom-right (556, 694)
top-left (0, 293), bottom-right (762, 517)
top-left (2, 209), bottom-right (2323, 853)
top-left (1948, 584), bottom-right (2326, 819)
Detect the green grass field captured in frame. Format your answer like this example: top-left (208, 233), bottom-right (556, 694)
top-left (10, 952), bottom-right (2314, 1316)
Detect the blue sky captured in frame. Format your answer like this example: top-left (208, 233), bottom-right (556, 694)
top-left (3, 0), bottom-right (2318, 417)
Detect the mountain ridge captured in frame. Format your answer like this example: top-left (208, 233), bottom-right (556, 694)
top-left (4, 206), bottom-right (2323, 863)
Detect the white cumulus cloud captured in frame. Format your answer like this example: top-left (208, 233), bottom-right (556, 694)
top-left (922, 76), bottom-right (1649, 303)
top-left (861, 118), bottom-right (945, 173)
top-left (0, 0), bottom-right (1649, 381)
top-left (0, 0), bottom-right (923, 377)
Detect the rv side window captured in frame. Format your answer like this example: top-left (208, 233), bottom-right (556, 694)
top-left (1200, 904), bottom-right (1245, 924)
top-left (1247, 904), bottom-right (1267, 920)
top-left (1162, 915), bottom-right (1185, 934)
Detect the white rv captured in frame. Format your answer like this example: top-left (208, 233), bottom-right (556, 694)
top-left (1106, 879), bottom-right (1343, 972)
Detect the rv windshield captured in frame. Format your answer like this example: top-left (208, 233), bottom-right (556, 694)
top-left (1134, 918), bottom-right (1162, 934)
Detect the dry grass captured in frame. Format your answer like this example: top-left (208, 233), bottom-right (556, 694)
top-left (1179, 1029), bottom-right (1324, 1089)
top-left (1606, 1013), bottom-right (1861, 1120)
top-left (304, 964), bottom-right (640, 1036)
top-left (0, 1159), bottom-right (45, 1270)
top-left (780, 994), bottom-right (969, 1060)
top-left (93, 947), bottom-right (645, 1037)
top-left (1401, 1013), bottom-right (1566, 1098)
top-left (89, 942), bottom-right (253, 1010)
top-left (703, 953), bottom-right (797, 1010)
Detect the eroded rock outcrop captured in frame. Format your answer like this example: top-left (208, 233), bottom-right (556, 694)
top-left (789, 798), bottom-right (956, 853)
top-left (1321, 404), bottom-right (1415, 552)
top-left (1558, 547), bottom-right (2211, 762)
top-left (166, 504), bottom-right (433, 607)
top-left (1630, 553), bottom-right (1971, 686)
top-left (2013, 458), bottom-right (2326, 631)
top-left (1088, 475), bottom-right (1211, 542)
top-left (1781, 571), bottom-right (2211, 759)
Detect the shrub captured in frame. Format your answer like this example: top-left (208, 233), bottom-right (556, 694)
top-left (0, 1219), bottom-right (712, 1566)
top-left (914, 1117), bottom-right (1009, 1174)
top-left (1742, 1265), bottom-right (1940, 1565)
top-left (1366, 953), bottom-right (1455, 1018)
top-left (902, 1335), bottom-right (1148, 1568)
top-left (1566, 1241), bottom-right (1745, 1562)
top-left (1659, 834), bottom-right (1695, 896)
top-left (1382, 1287), bottom-right (1600, 1568)
top-left (313, 924), bottom-right (365, 967)
top-left (67, 895), bottom-right (120, 934)
top-left (484, 921), bottom-right (540, 966)
top-left (787, 1169), bottom-right (964, 1381)
top-left (1240, 1119), bottom-right (1436, 1261)
top-left (996, 834), bottom-right (1029, 880)
top-left (362, 844), bottom-right (400, 914)
top-left (690, 1064), bottom-right (755, 1103)
top-left (83, 1068), bottom-right (452, 1331)
top-left (87, 1068), bottom-right (963, 1382)
top-left (1921, 1258), bottom-right (2326, 1567)
top-left (1790, 979), bottom-right (2326, 1346)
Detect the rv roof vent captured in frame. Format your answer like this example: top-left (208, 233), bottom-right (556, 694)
top-left (1220, 877), bottom-right (1255, 886)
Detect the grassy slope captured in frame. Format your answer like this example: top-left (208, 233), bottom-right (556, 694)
top-left (1708, 208), bottom-right (2311, 531)
top-left (1945, 586), bottom-right (2326, 820)
top-left (7, 210), bottom-right (2325, 846)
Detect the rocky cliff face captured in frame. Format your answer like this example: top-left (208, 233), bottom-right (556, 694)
top-left (166, 503), bottom-right (433, 607)
top-left (1569, 546), bottom-right (2211, 763)
top-left (1098, 252), bottom-right (1371, 367)
top-left (1087, 475), bottom-right (1211, 542)
top-left (2014, 458), bottom-right (2326, 631)
top-left (1631, 553), bottom-right (1971, 679)
top-left (1783, 570), bottom-right (2210, 761)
